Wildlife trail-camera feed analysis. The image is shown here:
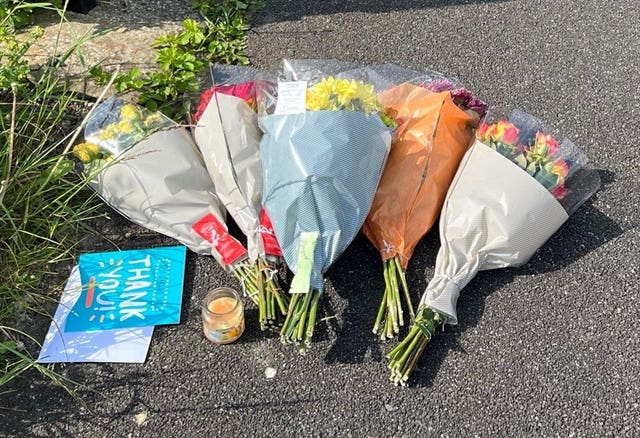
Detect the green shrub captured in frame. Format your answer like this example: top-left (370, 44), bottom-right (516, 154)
top-left (0, 0), bottom-right (63, 30)
top-left (91, 0), bottom-right (264, 120)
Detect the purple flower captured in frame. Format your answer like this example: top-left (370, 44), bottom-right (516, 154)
top-left (425, 79), bottom-right (455, 93)
top-left (450, 88), bottom-right (488, 118)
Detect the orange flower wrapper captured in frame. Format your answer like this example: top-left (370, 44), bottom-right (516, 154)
top-left (362, 83), bottom-right (479, 269)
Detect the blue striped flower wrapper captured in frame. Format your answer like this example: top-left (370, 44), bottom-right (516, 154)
top-left (260, 110), bottom-right (392, 292)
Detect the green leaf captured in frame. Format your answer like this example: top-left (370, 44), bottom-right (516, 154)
top-left (535, 169), bottom-right (560, 191)
top-left (39, 159), bottom-right (74, 186)
top-left (182, 18), bottom-right (200, 32)
top-left (513, 154), bottom-right (527, 169)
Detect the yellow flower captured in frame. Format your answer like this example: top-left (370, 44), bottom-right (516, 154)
top-left (352, 81), bottom-right (380, 112)
top-left (335, 79), bottom-right (358, 107)
top-left (306, 89), bottom-right (330, 111)
top-left (120, 103), bottom-right (142, 121)
top-left (98, 124), bottom-right (118, 140)
top-left (143, 113), bottom-right (166, 129)
top-left (117, 120), bottom-right (134, 134)
top-left (305, 76), bottom-right (383, 114)
top-left (72, 142), bottom-right (101, 163)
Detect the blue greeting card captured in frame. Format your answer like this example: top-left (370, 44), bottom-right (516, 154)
top-left (64, 246), bottom-right (187, 332)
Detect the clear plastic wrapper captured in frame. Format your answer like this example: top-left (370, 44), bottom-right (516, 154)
top-left (193, 65), bottom-right (288, 328)
top-left (73, 97), bottom-right (246, 270)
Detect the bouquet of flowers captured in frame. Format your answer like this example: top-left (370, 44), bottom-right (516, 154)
top-left (192, 64), bottom-right (289, 329)
top-left (387, 109), bottom-right (601, 385)
top-left (362, 72), bottom-right (487, 338)
top-left (72, 97), bottom-right (247, 270)
top-left (258, 60), bottom-right (394, 351)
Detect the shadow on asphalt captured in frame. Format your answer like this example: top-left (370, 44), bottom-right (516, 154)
top-left (34, 0), bottom-right (513, 33)
top-left (323, 169), bottom-right (623, 387)
top-left (253, 0), bottom-right (512, 26)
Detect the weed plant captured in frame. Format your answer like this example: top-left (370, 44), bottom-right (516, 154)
top-left (1, 2), bottom-right (102, 394)
top-left (0, 0), bottom-right (264, 398)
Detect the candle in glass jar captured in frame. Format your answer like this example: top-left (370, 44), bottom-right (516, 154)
top-left (202, 287), bottom-right (244, 344)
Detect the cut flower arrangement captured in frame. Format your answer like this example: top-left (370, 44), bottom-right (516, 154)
top-left (258, 60), bottom-right (394, 351)
top-left (387, 110), bottom-right (600, 385)
top-left (72, 97), bottom-right (247, 273)
top-left (63, 61), bottom-right (601, 388)
top-left (193, 65), bottom-right (289, 329)
top-left (363, 73), bottom-right (488, 339)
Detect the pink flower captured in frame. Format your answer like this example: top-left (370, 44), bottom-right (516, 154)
top-left (192, 81), bottom-right (258, 124)
top-left (550, 184), bottom-right (568, 199)
top-left (499, 122), bottom-right (520, 145)
top-left (214, 81), bottom-right (256, 102)
top-left (192, 87), bottom-right (215, 124)
top-left (450, 88), bottom-right (488, 118)
top-left (478, 121), bottom-right (520, 146)
top-left (424, 79), bottom-right (455, 93)
top-left (421, 81), bottom-right (489, 118)
top-left (533, 132), bottom-right (560, 157)
top-left (549, 159), bottom-right (569, 179)
top-left (477, 122), bottom-right (492, 142)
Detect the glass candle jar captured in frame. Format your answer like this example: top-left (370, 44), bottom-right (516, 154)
top-left (202, 287), bottom-right (245, 344)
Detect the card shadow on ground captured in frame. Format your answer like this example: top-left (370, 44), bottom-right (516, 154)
top-left (324, 169), bottom-right (623, 388)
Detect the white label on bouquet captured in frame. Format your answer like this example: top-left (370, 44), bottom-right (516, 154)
top-left (274, 81), bottom-right (308, 115)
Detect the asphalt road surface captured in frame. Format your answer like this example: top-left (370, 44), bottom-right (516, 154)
top-left (3, 0), bottom-right (639, 436)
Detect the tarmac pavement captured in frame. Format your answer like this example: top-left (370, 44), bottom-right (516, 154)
top-left (3, 0), bottom-right (639, 436)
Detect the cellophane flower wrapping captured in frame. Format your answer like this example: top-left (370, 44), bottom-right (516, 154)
top-left (193, 64), bottom-right (280, 261)
top-left (420, 110), bottom-right (600, 323)
top-left (364, 75), bottom-right (486, 262)
top-left (360, 68), bottom-right (486, 337)
top-left (192, 65), bottom-right (290, 327)
top-left (257, 59), bottom-right (393, 348)
top-left (388, 109), bottom-right (600, 385)
top-left (74, 97), bottom-right (244, 270)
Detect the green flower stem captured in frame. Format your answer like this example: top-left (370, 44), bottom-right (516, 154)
top-left (280, 289), bottom-right (321, 353)
top-left (385, 314), bottom-right (394, 339)
top-left (306, 290), bottom-right (321, 343)
top-left (272, 282), bottom-right (289, 315)
top-left (382, 260), bottom-right (397, 336)
top-left (387, 307), bottom-right (446, 385)
top-left (401, 333), bottom-right (430, 384)
top-left (373, 280), bottom-right (388, 334)
top-left (267, 281), bottom-right (274, 320)
top-left (259, 257), bottom-right (289, 324)
top-left (387, 324), bottom-right (417, 361)
top-left (234, 258), bottom-right (290, 331)
top-left (393, 327), bottom-right (422, 374)
top-left (388, 258), bottom-right (403, 328)
top-left (374, 256), bottom-right (414, 338)
top-left (256, 262), bottom-right (266, 330)
top-left (393, 256), bottom-right (414, 319)
top-left (280, 293), bottom-right (298, 339)
top-left (232, 263), bottom-right (259, 304)
top-left (296, 292), bottom-right (311, 341)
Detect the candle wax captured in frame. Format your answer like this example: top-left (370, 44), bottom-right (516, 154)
top-left (207, 296), bottom-right (238, 314)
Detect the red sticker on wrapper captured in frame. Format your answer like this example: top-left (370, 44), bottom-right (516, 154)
top-left (193, 213), bottom-right (247, 266)
top-left (259, 208), bottom-right (283, 257)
